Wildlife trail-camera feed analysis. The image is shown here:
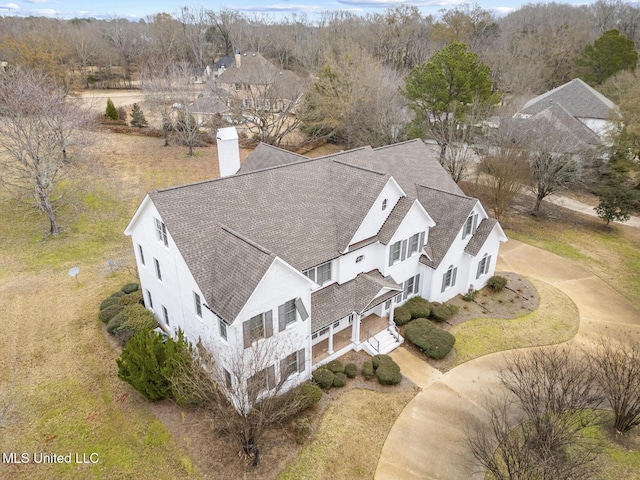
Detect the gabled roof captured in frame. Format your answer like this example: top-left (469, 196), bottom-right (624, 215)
top-left (502, 103), bottom-right (602, 154)
top-left (518, 78), bottom-right (620, 120)
top-left (377, 196), bottom-right (413, 245)
top-left (311, 270), bottom-right (401, 332)
top-left (238, 143), bottom-right (306, 173)
top-left (416, 186), bottom-right (477, 269)
top-left (464, 218), bottom-right (499, 256)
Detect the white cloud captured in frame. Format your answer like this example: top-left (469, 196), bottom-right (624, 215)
top-left (36, 8), bottom-right (60, 15)
top-left (237, 3), bottom-right (327, 13)
top-left (25, 0), bottom-right (49, 4)
top-left (0, 3), bottom-right (20, 9)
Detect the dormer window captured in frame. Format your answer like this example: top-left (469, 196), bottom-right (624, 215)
top-left (355, 255), bottom-right (364, 263)
top-left (382, 199), bottom-right (388, 211)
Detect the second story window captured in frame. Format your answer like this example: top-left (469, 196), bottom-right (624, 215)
top-left (382, 198), bottom-right (388, 211)
top-left (154, 258), bottom-right (162, 281)
top-left (278, 299), bottom-right (297, 331)
top-left (303, 261), bottom-right (332, 286)
top-left (463, 214), bottom-right (477, 238)
top-left (388, 241), bottom-right (402, 266)
top-left (194, 292), bottom-right (202, 318)
top-left (243, 311), bottom-right (273, 348)
top-left (155, 217), bottom-right (168, 247)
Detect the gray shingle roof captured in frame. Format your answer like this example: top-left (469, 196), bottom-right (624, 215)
top-left (238, 143), bottom-right (306, 173)
top-left (148, 139), bottom-right (493, 321)
top-left (464, 218), bottom-right (498, 256)
top-left (416, 185), bottom-right (477, 269)
top-left (518, 78), bottom-right (620, 120)
top-left (310, 270), bottom-right (401, 331)
top-left (377, 196), bottom-right (413, 245)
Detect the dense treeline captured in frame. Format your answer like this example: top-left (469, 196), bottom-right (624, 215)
top-left (1, 1), bottom-right (638, 97)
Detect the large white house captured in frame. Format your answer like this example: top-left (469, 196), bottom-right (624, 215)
top-left (124, 139), bottom-right (506, 405)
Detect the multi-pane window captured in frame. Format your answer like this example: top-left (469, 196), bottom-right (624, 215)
top-left (146, 289), bottom-right (153, 310)
top-left (408, 233), bottom-right (421, 256)
top-left (138, 244), bottom-right (145, 265)
top-left (194, 292), bottom-right (202, 318)
top-left (403, 274), bottom-right (420, 300)
top-left (279, 299), bottom-right (297, 331)
top-left (162, 305), bottom-right (170, 326)
top-left (477, 254), bottom-right (491, 279)
top-left (280, 349), bottom-right (305, 381)
top-left (441, 265), bottom-right (458, 292)
top-left (248, 365), bottom-right (275, 403)
top-left (304, 261), bottom-right (332, 286)
top-left (248, 314), bottom-right (265, 342)
top-left (155, 218), bottom-right (168, 247)
top-left (223, 368), bottom-right (232, 389)
top-left (219, 319), bottom-right (228, 340)
top-left (389, 241), bottom-right (402, 266)
top-left (463, 214), bottom-right (477, 238)
top-left (154, 258), bottom-right (162, 281)
top-left (243, 311), bottom-right (273, 348)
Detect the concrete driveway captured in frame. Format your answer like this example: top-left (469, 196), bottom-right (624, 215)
top-left (375, 240), bottom-right (640, 480)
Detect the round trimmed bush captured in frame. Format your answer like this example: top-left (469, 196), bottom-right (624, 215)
top-left (326, 360), bottom-right (345, 374)
top-left (100, 296), bottom-right (119, 310)
top-left (404, 296), bottom-right (432, 319)
top-left (99, 304), bottom-right (123, 323)
top-left (405, 318), bottom-right (455, 360)
top-left (376, 359), bottom-right (402, 385)
top-left (431, 303), bottom-right (453, 322)
top-left (121, 283), bottom-right (139, 294)
top-left (344, 363), bottom-right (358, 379)
top-left (333, 372), bottom-right (347, 388)
top-left (312, 368), bottom-right (335, 389)
top-left (118, 290), bottom-right (143, 307)
top-left (393, 306), bottom-right (412, 326)
top-left (361, 361), bottom-right (374, 380)
top-left (298, 384), bottom-right (322, 410)
top-left (110, 290), bottom-right (125, 299)
top-left (487, 275), bottom-right (508, 292)
top-left (107, 312), bottom-right (128, 334)
top-left (372, 354), bottom-right (392, 370)
top-left (114, 326), bottom-right (135, 347)
top-left (122, 304), bottom-right (158, 333)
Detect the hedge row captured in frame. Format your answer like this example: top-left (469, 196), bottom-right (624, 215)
top-left (405, 318), bottom-right (455, 360)
top-left (99, 283), bottom-right (157, 346)
top-left (394, 296), bottom-right (458, 326)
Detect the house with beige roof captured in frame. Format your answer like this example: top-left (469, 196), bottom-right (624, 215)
top-left (124, 139), bottom-right (506, 406)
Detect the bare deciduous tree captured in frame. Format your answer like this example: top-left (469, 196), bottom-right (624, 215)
top-left (0, 69), bottom-right (91, 235)
top-left (587, 339), bottom-right (640, 433)
top-left (467, 346), bottom-right (602, 479)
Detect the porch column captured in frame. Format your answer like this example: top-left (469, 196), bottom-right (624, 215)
top-left (328, 324), bottom-right (334, 355)
top-left (354, 314), bottom-right (361, 345)
top-left (388, 296), bottom-right (395, 327)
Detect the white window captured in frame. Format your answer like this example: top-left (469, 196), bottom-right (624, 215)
top-left (194, 292), bottom-right (202, 318)
top-left (304, 261), bottom-right (332, 285)
top-left (477, 254), bottom-right (492, 279)
top-left (155, 218), bottom-right (168, 247)
top-left (388, 241), bottom-right (402, 266)
top-left (382, 198), bottom-right (388, 211)
top-left (408, 233), bottom-right (421, 256)
top-left (219, 319), bottom-right (228, 340)
top-left (248, 365), bottom-right (275, 403)
top-left (278, 299), bottom-right (297, 331)
top-left (223, 368), bottom-right (232, 388)
top-left (162, 305), bottom-right (170, 326)
top-left (441, 265), bottom-right (458, 292)
top-left (243, 311), bottom-right (273, 348)
top-left (463, 214), bottom-right (477, 238)
top-left (385, 299), bottom-right (392, 310)
top-left (281, 349), bottom-right (305, 381)
top-left (146, 289), bottom-right (153, 310)
top-left (154, 258), bottom-right (162, 281)
top-left (403, 274), bottom-right (420, 300)
top-left (138, 244), bottom-right (145, 266)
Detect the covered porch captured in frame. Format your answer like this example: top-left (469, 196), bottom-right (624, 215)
top-left (312, 313), bottom-right (391, 365)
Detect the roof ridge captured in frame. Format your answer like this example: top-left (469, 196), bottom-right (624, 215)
top-left (373, 138), bottom-right (423, 151)
top-left (416, 183), bottom-right (476, 201)
top-left (332, 159), bottom-right (387, 176)
top-left (219, 224), bottom-right (273, 256)
top-left (314, 145), bottom-right (370, 160)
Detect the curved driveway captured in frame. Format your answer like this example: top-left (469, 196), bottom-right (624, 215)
top-left (375, 240), bottom-right (640, 480)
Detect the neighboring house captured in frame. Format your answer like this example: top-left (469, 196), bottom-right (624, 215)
top-left (212, 51), bottom-right (305, 114)
top-left (514, 78), bottom-right (621, 141)
top-left (124, 139), bottom-right (506, 407)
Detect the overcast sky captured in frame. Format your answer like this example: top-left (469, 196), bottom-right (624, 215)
top-left (0, 0), bottom-right (608, 21)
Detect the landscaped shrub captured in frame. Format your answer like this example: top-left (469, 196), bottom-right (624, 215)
top-left (431, 303), bottom-right (454, 322)
top-left (376, 359), bottom-right (402, 385)
top-left (118, 289), bottom-right (143, 306)
top-left (487, 275), bottom-right (508, 292)
top-left (114, 326), bottom-right (135, 347)
top-left (110, 290), bottom-right (125, 298)
top-left (404, 296), bottom-right (432, 319)
top-left (326, 360), bottom-right (345, 374)
top-left (294, 417), bottom-right (311, 444)
top-left (100, 296), bottom-right (119, 310)
top-left (393, 306), bottom-right (412, 326)
top-left (122, 304), bottom-right (157, 333)
top-left (333, 372), bottom-right (347, 388)
top-left (107, 312), bottom-right (127, 334)
top-left (312, 368), bottom-right (334, 389)
top-left (405, 318), bottom-right (455, 360)
top-left (121, 282), bottom-right (139, 294)
top-left (362, 361), bottom-right (374, 380)
top-left (462, 290), bottom-right (478, 302)
top-left (117, 329), bottom-right (194, 402)
top-left (298, 384), bottom-right (322, 410)
top-left (99, 304), bottom-right (123, 323)
top-left (344, 363), bottom-right (358, 379)
top-left (372, 354), bottom-right (392, 370)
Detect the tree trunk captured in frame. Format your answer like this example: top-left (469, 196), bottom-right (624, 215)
top-left (163, 126), bottom-right (170, 147)
top-left (533, 192), bottom-right (545, 213)
top-left (38, 188), bottom-right (60, 235)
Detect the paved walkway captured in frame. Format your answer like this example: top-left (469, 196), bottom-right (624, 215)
top-left (546, 194), bottom-right (640, 228)
top-left (375, 240), bottom-right (640, 480)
